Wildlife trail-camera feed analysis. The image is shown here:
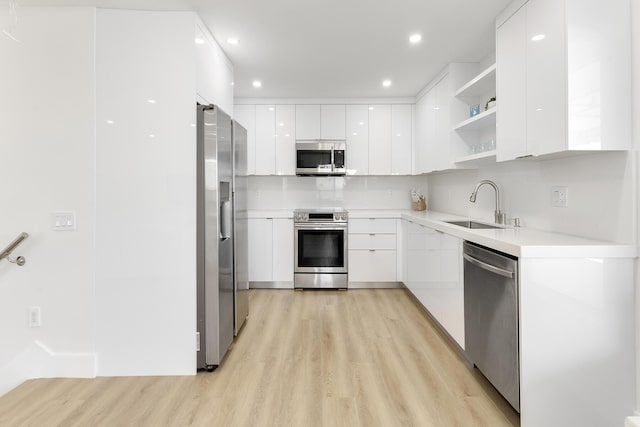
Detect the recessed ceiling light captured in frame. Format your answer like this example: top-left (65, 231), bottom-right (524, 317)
top-left (253, 80), bottom-right (262, 88)
top-left (194, 37), bottom-right (205, 45)
top-left (227, 38), bottom-right (239, 45)
top-left (369, 107), bottom-right (375, 110)
top-left (279, 122), bottom-right (285, 127)
top-left (268, 107), bottom-right (274, 111)
top-left (358, 121), bottom-right (365, 125)
top-left (149, 134), bottom-right (155, 138)
top-left (147, 99), bottom-right (156, 104)
top-left (106, 120), bottom-right (114, 124)
top-left (230, 81), bottom-right (235, 86)
top-left (531, 34), bottom-right (545, 41)
top-left (382, 80), bottom-right (392, 87)
top-left (409, 34), bottom-right (422, 44)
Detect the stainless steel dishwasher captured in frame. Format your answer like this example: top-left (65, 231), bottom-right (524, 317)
top-left (463, 241), bottom-right (520, 412)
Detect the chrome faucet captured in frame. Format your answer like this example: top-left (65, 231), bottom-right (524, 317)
top-left (469, 180), bottom-right (507, 224)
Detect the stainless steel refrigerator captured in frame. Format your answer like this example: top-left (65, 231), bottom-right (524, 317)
top-left (232, 121), bottom-right (249, 335)
top-left (197, 104), bottom-right (234, 371)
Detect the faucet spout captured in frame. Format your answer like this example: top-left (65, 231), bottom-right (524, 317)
top-left (469, 180), bottom-right (506, 224)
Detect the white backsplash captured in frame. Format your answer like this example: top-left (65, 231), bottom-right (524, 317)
top-left (427, 151), bottom-right (636, 244)
top-left (247, 175), bottom-right (429, 211)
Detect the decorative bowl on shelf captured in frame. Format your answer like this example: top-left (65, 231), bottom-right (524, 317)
top-left (485, 97), bottom-right (496, 111)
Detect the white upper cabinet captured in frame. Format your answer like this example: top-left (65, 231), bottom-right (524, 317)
top-left (195, 24), bottom-right (233, 116)
top-left (275, 105), bottom-right (295, 175)
top-left (368, 105), bottom-right (392, 175)
top-left (414, 95), bottom-right (429, 174)
top-left (525, 0), bottom-right (566, 157)
top-left (496, 0), bottom-right (632, 161)
top-left (496, 8), bottom-right (527, 161)
top-left (254, 105), bottom-right (276, 175)
top-left (414, 63), bottom-right (478, 174)
top-left (391, 104), bottom-right (413, 175)
top-left (346, 105), bottom-right (369, 175)
top-left (295, 105), bottom-right (321, 140)
top-left (320, 105), bottom-right (346, 139)
top-left (233, 104), bottom-right (256, 175)
top-left (241, 102), bottom-right (414, 176)
top-left (295, 104), bottom-right (345, 140)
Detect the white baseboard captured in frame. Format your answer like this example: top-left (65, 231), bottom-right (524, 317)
top-left (0, 340), bottom-right (96, 397)
top-left (625, 416), bottom-right (640, 427)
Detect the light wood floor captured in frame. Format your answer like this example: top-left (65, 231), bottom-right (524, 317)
top-left (0, 289), bottom-right (519, 426)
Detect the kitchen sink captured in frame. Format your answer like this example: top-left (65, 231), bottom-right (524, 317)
top-left (444, 220), bottom-right (502, 229)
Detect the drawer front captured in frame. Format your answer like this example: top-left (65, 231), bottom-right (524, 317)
top-left (349, 233), bottom-right (396, 250)
top-left (349, 218), bottom-right (396, 234)
top-left (348, 249), bottom-right (396, 282)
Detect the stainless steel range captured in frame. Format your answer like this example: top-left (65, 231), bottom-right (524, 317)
top-left (294, 208), bottom-right (348, 289)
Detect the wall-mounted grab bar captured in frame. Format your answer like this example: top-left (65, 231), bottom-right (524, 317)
top-left (1, 232), bottom-right (29, 266)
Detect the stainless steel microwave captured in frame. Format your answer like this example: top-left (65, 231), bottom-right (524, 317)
top-left (295, 140), bottom-right (346, 176)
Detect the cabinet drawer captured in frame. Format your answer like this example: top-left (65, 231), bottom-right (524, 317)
top-left (348, 249), bottom-right (396, 282)
top-left (349, 233), bottom-right (396, 250)
top-left (349, 218), bottom-right (396, 234)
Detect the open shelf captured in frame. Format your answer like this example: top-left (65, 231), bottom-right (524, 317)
top-left (455, 63), bottom-right (496, 99)
top-left (454, 107), bottom-right (496, 131)
top-left (455, 150), bottom-right (496, 164)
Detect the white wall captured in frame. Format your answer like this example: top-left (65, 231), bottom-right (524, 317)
top-left (248, 176), bottom-right (429, 211)
top-left (95, 9), bottom-right (197, 376)
top-left (0, 7), bottom-right (97, 395)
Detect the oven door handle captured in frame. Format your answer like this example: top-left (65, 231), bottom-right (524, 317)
top-left (294, 224), bottom-right (347, 231)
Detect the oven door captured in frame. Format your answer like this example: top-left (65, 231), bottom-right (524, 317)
top-left (294, 223), bottom-right (348, 274)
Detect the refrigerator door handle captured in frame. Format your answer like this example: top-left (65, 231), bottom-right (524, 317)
top-left (220, 200), bottom-right (232, 241)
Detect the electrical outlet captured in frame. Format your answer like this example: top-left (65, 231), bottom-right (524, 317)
top-left (29, 306), bottom-right (41, 327)
top-left (551, 186), bottom-right (569, 207)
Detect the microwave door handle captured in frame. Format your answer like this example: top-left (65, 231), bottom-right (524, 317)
top-left (331, 147), bottom-right (335, 172)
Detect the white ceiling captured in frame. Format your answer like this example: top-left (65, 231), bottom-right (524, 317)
top-left (12, 0), bottom-right (512, 98)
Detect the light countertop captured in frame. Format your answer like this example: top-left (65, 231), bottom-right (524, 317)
top-left (247, 209), bottom-right (637, 259)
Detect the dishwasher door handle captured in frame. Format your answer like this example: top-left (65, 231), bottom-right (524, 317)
top-left (463, 253), bottom-right (515, 279)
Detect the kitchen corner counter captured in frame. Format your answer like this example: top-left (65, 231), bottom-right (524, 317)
top-left (347, 210), bottom-right (403, 219)
top-left (400, 210), bottom-right (637, 259)
top-left (246, 210), bottom-right (293, 219)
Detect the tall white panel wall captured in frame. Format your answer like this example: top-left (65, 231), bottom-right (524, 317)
top-left (0, 7), bottom-right (97, 395)
top-left (95, 10), bottom-right (197, 376)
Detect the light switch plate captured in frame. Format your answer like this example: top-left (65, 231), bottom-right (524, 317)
top-left (29, 306), bottom-right (41, 327)
top-left (551, 186), bottom-right (568, 208)
top-left (53, 211), bottom-right (76, 230)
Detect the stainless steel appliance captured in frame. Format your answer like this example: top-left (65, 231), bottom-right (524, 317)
top-left (294, 208), bottom-right (348, 289)
top-left (232, 121), bottom-right (249, 335)
top-left (463, 241), bottom-right (520, 411)
top-left (196, 104), bottom-right (235, 371)
top-left (295, 140), bottom-right (346, 176)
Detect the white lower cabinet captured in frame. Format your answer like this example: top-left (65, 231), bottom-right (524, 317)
top-left (272, 218), bottom-right (294, 282)
top-left (402, 219), bottom-right (464, 349)
top-left (348, 218), bottom-right (398, 284)
top-left (349, 250), bottom-right (396, 282)
top-left (248, 217), bottom-right (293, 286)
